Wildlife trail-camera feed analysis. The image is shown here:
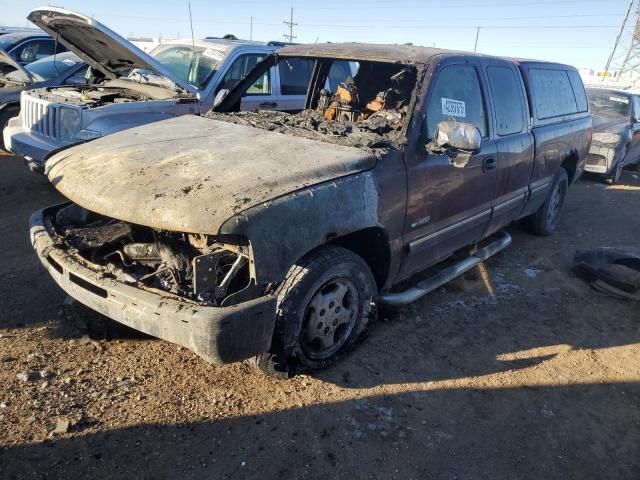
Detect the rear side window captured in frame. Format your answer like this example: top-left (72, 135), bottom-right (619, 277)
top-left (528, 68), bottom-right (578, 120)
top-left (567, 70), bottom-right (589, 113)
top-left (425, 64), bottom-right (487, 139)
top-left (487, 66), bottom-right (525, 136)
top-left (278, 58), bottom-right (313, 95)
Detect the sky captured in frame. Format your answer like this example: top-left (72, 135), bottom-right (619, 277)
top-left (0, 0), bottom-right (636, 71)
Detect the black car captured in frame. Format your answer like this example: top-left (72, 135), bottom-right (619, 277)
top-left (585, 88), bottom-right (640, 184)
top-left (0, 51), bottom-right (86, 148)
top-left (0, 31), bottom-right (65, 66)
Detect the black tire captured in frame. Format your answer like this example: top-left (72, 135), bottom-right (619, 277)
top-left (0, 105), bottom-right (19, 151)
top-left (253, 245), bottom-right (378, 378)
top-left (605, 162), bottom-right (623, 185)
top-left (525, 167), bottom-right (568, 236)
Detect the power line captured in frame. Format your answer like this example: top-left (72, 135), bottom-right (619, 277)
top-left (283, 7), bottom-right (297, 42)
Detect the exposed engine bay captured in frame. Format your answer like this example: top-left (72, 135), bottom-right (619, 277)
top-left (27, 85), bottom-right (153, 107)
top-left (52, 204), bottom-right (253, 306)
top-left (207, 62), bottom-right (417, 151)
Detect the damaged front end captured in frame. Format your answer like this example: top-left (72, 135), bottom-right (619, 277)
top-left (586, 132), bottom-right (623, 175)
top-left (31, 203), bottom-right (277, 363)
top-left (54, 203), bottom-right (257, 306)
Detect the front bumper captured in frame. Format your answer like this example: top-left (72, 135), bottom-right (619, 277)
top-left (30, 206), bottom-right (277, 364)
top-left (3, 125), bottom-right (76, 166)
top-left (584, 144), bottom-right (615, 175)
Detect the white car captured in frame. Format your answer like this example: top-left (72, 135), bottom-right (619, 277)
top-left (4, 8), bottom-right (311, 170)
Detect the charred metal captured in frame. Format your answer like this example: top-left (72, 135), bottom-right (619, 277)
top-left (52, 203), bottom-right (253, 306)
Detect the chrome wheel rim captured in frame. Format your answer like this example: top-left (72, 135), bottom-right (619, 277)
top-left (301, 278), bottom-right (359, 360)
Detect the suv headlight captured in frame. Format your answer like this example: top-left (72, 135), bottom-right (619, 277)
top-left (74, 129), bottom-right (102, 141)
top-left (58, 107), bottom-right (81, 140)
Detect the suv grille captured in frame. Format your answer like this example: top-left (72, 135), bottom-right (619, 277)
top-left (587, 153), bottom-right (607, 167)
top-left (21, 96), bottom-right (60, 139)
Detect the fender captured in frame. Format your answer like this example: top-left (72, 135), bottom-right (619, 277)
top-left (219, 171), bottom-right (381, 284)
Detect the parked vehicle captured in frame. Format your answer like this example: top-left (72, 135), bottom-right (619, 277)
top-left (0, 51), bottom-right (86, 149)
top-left (585, 88), bottom-right (640, 183)
top-left (3, 7), bottom-right (313, 170)
top-left (30, 44), bottom-right (591, 377)
top-left (0, 30), bottom-right (64, 66)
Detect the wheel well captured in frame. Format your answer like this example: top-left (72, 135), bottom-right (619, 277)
top-left (329, 227), bottom-right (390, 289)
top-left (561, 152), bottom-right (579, 185)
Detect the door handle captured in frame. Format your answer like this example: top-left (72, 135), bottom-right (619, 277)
top-left (483, 157), bottom-right (497, 173)
top-left (259, 102), bottom-right (277, 109)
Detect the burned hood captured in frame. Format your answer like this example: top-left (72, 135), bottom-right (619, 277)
top-left (0, 49), bottom-right (34, 83)
top-left (46, 115), bottom-right (377, 235)
top-left (28, 8), bottom-right (196, 95)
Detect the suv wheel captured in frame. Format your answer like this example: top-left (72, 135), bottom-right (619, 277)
top-left (253, 246), bottom-right (377, 378)
top-left (525, 167), bottom-right (568, 236)
top-left (0, 105), bottom-right (18, 150)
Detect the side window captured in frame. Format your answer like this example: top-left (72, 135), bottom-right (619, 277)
top-left (13, 40), bottom-right (58, 63)
top-left (633, 96), bottom-right (640, 121)
top-left (487, 66), bottom-right (525, 136)
top-left (528, 68), bottom-right (578, 120)
top-left (425, 64), bottom-right (487, 140)
top-left (65, 66), bottom-right (89, 85)
top-left (567, 70), bottom-right (589, 113)
top-left (278, 58), bottom-right (313, 95)
top-left (220, 54), bottom-right (271, 96)
top-left (326, 61), bottom-right (357, 91)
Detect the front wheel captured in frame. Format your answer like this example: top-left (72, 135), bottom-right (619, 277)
top-left (605, 162), bottom-right (623, 185)
top-left (253, 245), bottom-right (378, 378)
top-left (524, 167), bottom-right (568, 236)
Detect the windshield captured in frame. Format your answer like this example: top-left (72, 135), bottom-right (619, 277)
top-left (588, 90), bottom-right (631, 117)
top-left (4, 54), bottom-right (79, 83)
top-left (133, 44), bottom-right (224, 89)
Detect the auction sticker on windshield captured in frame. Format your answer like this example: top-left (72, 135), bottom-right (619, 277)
top-left (610, 96), bottom-right (629, 104)
top-left (442, 98), bottom-right (466, 118)
top-left (203, 48), bottom-right (225, 62)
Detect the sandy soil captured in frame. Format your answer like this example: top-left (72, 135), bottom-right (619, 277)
top-left (0, 152), bottom-right (639, 479)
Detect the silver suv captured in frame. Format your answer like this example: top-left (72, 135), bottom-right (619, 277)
top-left (4, 8), bottom-right (307, 169)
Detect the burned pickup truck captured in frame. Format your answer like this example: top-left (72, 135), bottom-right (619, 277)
top-left (31, 44), bottom-right (591, 377)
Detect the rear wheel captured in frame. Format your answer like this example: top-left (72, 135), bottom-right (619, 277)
top-left (525, 167), bottom-right (568, 236)
top-left (0, 105), bottom-right (19, 151)
top-left (253, 245), bottom-right (378, 378)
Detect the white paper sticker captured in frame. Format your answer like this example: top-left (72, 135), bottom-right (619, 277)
top-left (202, 48), bottom-right (225, 62)
top-left (610, 96), bottom-right (629, 104)
top-left (62, 59), bottom-right (77, 66)
top-left (441, 97), bottom-right (466, 117)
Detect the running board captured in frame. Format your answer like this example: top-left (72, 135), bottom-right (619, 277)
top-left (380, 231), bottom-right (512, 306)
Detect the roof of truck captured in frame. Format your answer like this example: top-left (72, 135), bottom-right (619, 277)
top-left (277, 42), bottom-right (577, 70)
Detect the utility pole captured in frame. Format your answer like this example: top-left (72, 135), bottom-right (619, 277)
top-left (283, 7), bottom-right (297, 43)
top-left (473, 27), bottom-right (481, 53)
top-left (602, 0), bottom-right (640, 86)
top-left (250, 16), bottom-right (254, 40)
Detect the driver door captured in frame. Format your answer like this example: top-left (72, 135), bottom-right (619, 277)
top-left (400, 59), bottom-right (498, 278)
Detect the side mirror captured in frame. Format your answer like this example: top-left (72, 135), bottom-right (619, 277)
top-left (431, 120), bottom-right (482, 152)
top-left (213, 89), bottom-right (230, 108)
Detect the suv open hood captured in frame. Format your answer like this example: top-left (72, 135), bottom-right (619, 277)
top-left (46, 115), bottom-right (376, 235)
top-left (0, 49), bottom-right (34, 83)
top-left (27, 7), bottom-right (197, 95)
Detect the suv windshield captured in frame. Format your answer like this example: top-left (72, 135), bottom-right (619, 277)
top-left (142, 44), bottom-right (225, 89)
top-left (588, 90), bottom-right (631, 117)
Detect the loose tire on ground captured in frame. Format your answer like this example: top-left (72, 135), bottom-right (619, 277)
top-left (253, 245), bottom-right (378, 378)
top-left (524, 167), bottom-right (568, 236)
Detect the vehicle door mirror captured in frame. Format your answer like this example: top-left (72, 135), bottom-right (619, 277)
top-left (430, 121), bottom-right (482, 153)
top-left (213, 89), bottom-right (230, 108)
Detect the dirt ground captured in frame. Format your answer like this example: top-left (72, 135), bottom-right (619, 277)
top-left (0, 151), bottom-right (639, 480)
